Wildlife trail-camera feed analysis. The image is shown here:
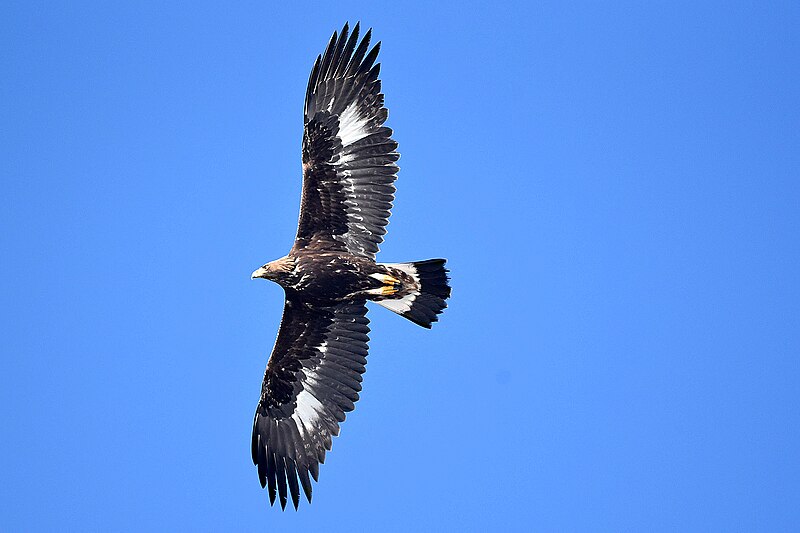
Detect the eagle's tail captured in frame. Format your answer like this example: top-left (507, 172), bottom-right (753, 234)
top-left (375, 259), bottom-right (451, 328)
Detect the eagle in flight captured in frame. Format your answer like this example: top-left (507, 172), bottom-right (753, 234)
top-left (250, 23), bottom-right (451, 510)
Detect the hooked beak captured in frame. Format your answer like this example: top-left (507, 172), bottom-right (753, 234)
top-left (251, 266), bottom-right (268, 280)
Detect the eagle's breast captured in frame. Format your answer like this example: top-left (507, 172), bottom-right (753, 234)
top-left (286, 251), bottom-right (377, 305)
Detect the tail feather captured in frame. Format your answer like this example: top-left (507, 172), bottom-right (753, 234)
top-left (376, 259), bottom-right (451, 328)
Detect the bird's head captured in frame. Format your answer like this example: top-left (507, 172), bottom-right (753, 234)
top-left (251, 256), bottom-right (295, 281)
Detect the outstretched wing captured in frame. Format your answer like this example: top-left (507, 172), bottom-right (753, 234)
top-left (295, 22), bottom-right (399, 258)
top-left (252, 298), bottom-right (370, 509)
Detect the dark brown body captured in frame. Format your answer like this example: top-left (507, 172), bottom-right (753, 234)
top-left (256, 251), bottom-right (417, 308)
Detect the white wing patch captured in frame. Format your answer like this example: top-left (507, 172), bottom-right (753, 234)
top-left (337, 102), bottom-right (370, 146)
top-left (293, 387), bottom-right (324, 428)
top-left (293, 375), bottom-right (325, 430)
top-left (290, 340), bottom-right (331, 430)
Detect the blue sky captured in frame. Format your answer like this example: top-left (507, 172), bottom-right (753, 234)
top-left (2, 1), bottom-right (799, 531)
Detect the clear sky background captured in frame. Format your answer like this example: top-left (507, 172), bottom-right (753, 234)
top-left (2, 1), bottom-right (799, 531)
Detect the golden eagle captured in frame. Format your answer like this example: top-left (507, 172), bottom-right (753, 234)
top-left (250, 23), bottom-right (451, 509)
